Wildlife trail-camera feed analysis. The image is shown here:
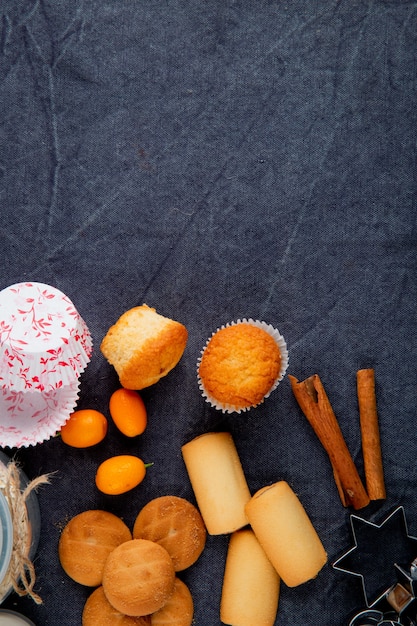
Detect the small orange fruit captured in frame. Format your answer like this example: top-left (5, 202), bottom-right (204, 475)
top-left (60, 409), bottom-right (108, 448)
top-left (95, 455), bottom-right (152, 495)
top-left (109, 388), bottom-right (147, 437)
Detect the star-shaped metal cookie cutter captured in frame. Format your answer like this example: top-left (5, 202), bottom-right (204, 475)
top-left (333, 506), bottom-right (417, 618)
top-left (347, 608), bottom-right (403, 626)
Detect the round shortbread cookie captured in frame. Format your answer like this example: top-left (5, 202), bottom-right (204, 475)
top-left (133, 495), bottom-right (206, 571)
top-left (82, 586), bottom-right (151, 625)
top-left (151, 578), bottom-right (194, 626)
top-left (102, 539), bottom-right (176, 616)
top-left (59, 510), bottom-right (132, 586)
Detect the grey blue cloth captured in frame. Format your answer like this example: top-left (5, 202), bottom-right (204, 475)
top-left (1, 1), bottom-right (416, 624)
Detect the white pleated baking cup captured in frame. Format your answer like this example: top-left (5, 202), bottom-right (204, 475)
top-left (197, 318), bottom-right (289, 413)
top-left (0, 378), bottom-right (81, 448)
top-left (0, 282), bottom-right (92, 393)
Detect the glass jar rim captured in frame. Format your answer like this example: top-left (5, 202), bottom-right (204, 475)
top-left (0, 608), bottom-right (36, 624)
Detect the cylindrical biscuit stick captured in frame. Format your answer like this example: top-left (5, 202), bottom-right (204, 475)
top-left (181, 432), bottom-right (251, 535)
top-left (245, 481), bottom-right (327, 587)
top-left (221, 529), bottom-right (280, 626)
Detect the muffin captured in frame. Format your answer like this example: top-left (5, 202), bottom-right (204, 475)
top-left (197, 319), bottom-right (288, 413)
top-left (100, 304), bottom-right (188, 390)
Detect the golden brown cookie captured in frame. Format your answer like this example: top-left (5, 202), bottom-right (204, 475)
top-left (59, 510), bottom-right (132, 586)
top-left (82, 586), bottom-right (151, 626)
top-left (100, 304), bottom-right (188, 389)
top-left (102, 539), bottom-right (176, 616)
top-left (181, 432), bottom-right (251, 535)
top-left (220, 529), bottom-right (280, 626)
top-left (151, 578), bottom-right (193, 626)
top-left (133, 495), bottom-right (206, 571)
top-left (245, 481), bottom-right (327, 587)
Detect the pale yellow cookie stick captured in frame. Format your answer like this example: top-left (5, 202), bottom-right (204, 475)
top-left (245, 481), bottom-right (327, 587)
top-left (221, 528), bottom-right (280, 626)
top-left (181, 432), bottom-right (251, 535)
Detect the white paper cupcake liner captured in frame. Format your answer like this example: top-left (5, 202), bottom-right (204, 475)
top-left (0, 282), bottom-right (92, 393)
top-left (197, 318), bottom-right (289, 413)
top-left (0, 378), bottom-right (81, 448)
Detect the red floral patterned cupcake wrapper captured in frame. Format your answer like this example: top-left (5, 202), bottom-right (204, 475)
top-left (0, 282), bottom-right (92, 393)
top-left (0, 378), bottom-right (81, 447)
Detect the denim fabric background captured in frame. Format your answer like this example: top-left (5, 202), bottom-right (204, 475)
top-left (0, 1), bottom-right (416, 624)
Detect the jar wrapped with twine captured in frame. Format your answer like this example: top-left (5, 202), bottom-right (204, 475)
top-left (0, 452), bottom-right (49, 605)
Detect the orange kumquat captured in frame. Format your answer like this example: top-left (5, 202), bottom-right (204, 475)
top-left (109, 388), bottom-right (147, 437)
top-left (60, 409), bottom-right (108, 448)
top-left (95, 455), bottom-right (152, 495)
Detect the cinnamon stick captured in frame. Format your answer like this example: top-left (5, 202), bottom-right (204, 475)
top-left (289, 374), bottom-right (370, 510)
top-left (356, 368), bottom-right (386, 500)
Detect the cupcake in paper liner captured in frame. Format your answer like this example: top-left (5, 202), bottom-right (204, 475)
top-left (197, 319), bottom-right (289, 413)
top-left (0, 282), bottom-right (92, 393)
top-left (0, 378), bottom-right (81, 448)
